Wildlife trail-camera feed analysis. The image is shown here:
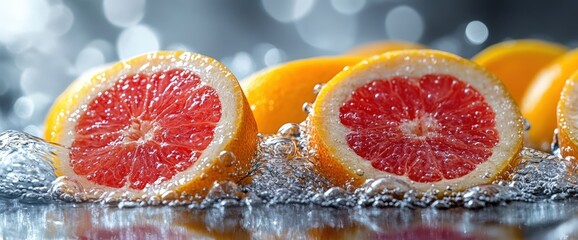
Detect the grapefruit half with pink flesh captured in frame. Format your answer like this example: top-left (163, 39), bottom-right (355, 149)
top-left (309, 50), bottom-right (523, 192)
top-left (44, 51), bottom-right (257, 196)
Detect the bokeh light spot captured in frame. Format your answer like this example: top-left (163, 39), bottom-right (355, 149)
top-left (331, 0), bottom-right (365, 15)
top-left (117, 25), bottom-right (160, 60)
top-left (465, 20), bottom-right (489, 45)
top-left (384, 5), bottom-right (424, 42)
top-left (261, 0), bottom-right (315, 23)
top-left (103, 0), bottom-right (146, 28)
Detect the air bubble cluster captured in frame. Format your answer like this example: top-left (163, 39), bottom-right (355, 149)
top-left (2, 128), bottom-right (578, 209)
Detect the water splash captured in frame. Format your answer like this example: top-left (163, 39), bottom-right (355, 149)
top-left (0, 130), bottom-right (59, 203)
top-left (2, 127), bottom-right (578, 209)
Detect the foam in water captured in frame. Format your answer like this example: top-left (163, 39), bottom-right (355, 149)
top-left (0, 125), bottom-right (577, 209)
top-left (0, 130), bottom-right (58, 203)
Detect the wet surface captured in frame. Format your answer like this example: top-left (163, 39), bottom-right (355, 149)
top-left (3, 130), bottom-right (578, 239)
top-left (2, 200), bottom-right (578, 239)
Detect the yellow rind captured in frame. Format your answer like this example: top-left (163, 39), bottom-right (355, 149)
top-left (557, 70), bottom-right (578, 162)
top-left (242, 57), bottom-right (362, 134)
top-left (522, 48), bottom-right (578, 151)
top-left (472, 39), bottom-right (568, 105)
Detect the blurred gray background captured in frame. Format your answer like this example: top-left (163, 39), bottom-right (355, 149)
top-left (1, 0), bottom-right (577, 137)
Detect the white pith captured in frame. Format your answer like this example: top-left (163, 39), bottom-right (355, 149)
top-left (314, 51), bottom-right (522, 192)
top-left (55, 52), bottom-right (242, 194)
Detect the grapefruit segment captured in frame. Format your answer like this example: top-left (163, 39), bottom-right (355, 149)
top-left (44, 51), bottom-right (258, 196)
top-left (310, 50), bottom-right (523, 192)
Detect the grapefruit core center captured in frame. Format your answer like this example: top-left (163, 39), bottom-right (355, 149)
top-left (123, 119), bottom-right (158, 144)
top-left (339, 74), bottom-right (499, 183)
top-left (70, 68), bottom-right (222, 190)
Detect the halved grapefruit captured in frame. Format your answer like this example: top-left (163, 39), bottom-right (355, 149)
top-left (309, 50), bottom-right (523, 192)
top-left (44, 51), bottom-right (257, 196)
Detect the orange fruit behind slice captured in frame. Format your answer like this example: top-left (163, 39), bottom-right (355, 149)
top-left (472, 39), bottom-right (568, 105)
top-left (241, 57), bottom-right (362, 134)
top-left (345, 40), bottom-right (425, 57)
top-left (522, 49), bottom-right (578, 151)
top-left (557, 70), bottom-right (578, 161)
top-left (310, 50), bottom-right (523, 192)
top-left (44, 51), bottom-right (257, 196)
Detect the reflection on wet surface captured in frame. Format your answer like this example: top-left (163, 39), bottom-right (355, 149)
top-left (3, 200), bottom-right (578, 239)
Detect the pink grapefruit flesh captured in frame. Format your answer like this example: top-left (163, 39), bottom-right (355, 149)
top-left (70, 68), bottom-right (222, 190)
top-left (339, 74), bottom-right (499, 183)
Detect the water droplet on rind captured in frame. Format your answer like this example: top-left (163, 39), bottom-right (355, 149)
top-left (302, 102), bottom-right (312, 114)
top-left (313, 83), bottom-right (325, 95)
top-left (218, 151), bottom-right (236, 167)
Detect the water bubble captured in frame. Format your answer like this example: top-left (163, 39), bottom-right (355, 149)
top-left (363, 177), bottom-right (411, 197)
top-left (278, 123), bottom-right (301, 138)
top-left (160, 190), bottom-right (178, 202)
top-left (261, 138), bottom-right (296, 158)
top-left (313, 83), bottom-right (325, 95)
top-left (147, 195), bottom-right (161, 205)
top-left (49, 176), bottom-right (85, 202)
top-left (0, 131), bottom-right (58, 202)
top-left (355, 169), bottom-right (364, 176)
top-left (302, 102), bottom-right (312, 114)
top-left (323, 187), bottom-right (346, 198)
top-left (206, 181), bottom-right (242, 201)
top-left (523, 118), bottom-right (532, 131)
top-left (218, 151), bottom-right (236, 167)
top-left (2, 128), bottom-right (578, 209)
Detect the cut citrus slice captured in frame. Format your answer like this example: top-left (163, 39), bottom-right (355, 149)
top-left (241, 57), bottom-right (362, 134)
top-left (345, 40), bottom-right (425, 57)
top-left (472, 39), bottom-right (567, 105)
top-left (522, 49), bottom-right (578, 151)
top-left (557, 70), bottom-right (578, 161)
top-left (310, 50), bottom-right (523, 192)
top-left (44, 51), bottom-right (257, 195)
